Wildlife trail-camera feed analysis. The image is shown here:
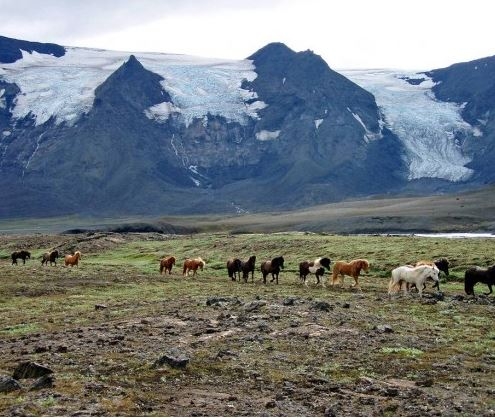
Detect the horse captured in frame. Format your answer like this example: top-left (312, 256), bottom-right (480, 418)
top-left (183, 257), bottom-right (205, 277)
top-left (65, 251), bottom-right (82, 267)
top-left (299, 257), bottom-right (332, 286)
top-left (11, 250), bottom-right (31, 265)
top-left (41, 250), bottom-right (59, 266)
top-left (159, 256), bottom-right (176, 275)
top-left (464, 264), bottom-right (495, 296)
top-left (331, 259), bottom-right (369, 289)
top-left (226, 258), bottom-right (242, 281)
top-left (388, 264), bottom-right (440, 298)
top-left (260, 256), bottom-right (285, 284)
top-left (240, 255), bottom-right (256, 282)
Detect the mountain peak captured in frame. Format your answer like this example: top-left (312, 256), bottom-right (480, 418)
top-left (93, 55), bottom-right (170, 112)
top-left (247, 42), bottom-right (295, 62)
top-left (0, 35), bottom-right (65, 64)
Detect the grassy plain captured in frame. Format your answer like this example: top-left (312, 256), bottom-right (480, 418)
top-left (0, 232), bottom-right (494, 416)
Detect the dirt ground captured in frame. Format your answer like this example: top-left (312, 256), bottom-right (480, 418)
top-left (1, 233), bottom-right (495, 416)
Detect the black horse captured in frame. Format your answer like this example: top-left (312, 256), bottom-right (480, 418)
top-left (465, 264), bottom-right (495, 295)
top-left (434, 257), bottom-right (450, 277)
top-left (226, 258), bottom-right (242, 281)
top-left (11, 250), bottom-right (31, 265)
top-left (41, 250), bottom-right (60, 266)
top-left (260, 256), bottom-right (285, 284)
top-left (240, 255), bottom-right (256, 282)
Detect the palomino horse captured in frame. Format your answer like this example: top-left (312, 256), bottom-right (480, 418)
top-left (260, 256), bottom-right (285, 284)
top-left (240, 255), bottom-right (256, 282)
top-left (299, 257), bottom-right (332, 286)
top-left (331, 259), bottom-right (369, 289)
top-left (65, 251), bottom-right (82, 267)
top-left (388, 264), bottom-right (439, 298)
top-left (464, 264), bottom-right (495, 295)
top-left (226, 258), bottom-right (242, 281)
top-left (160, 256), bottom-right (176, 275)
top-left (42, 250), bottom-right (59, 266)
top-left (183, 257), bottom-right (205, 277)
top-left (11, 250), bottom-right (31, 265)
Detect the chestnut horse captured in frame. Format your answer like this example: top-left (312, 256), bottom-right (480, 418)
top-left (160, 256), bottom-right (176, 275)
top-left (65, 251), bottom-right (82, 267)
top-left (183, 257), bottom-right (205, 277)
top-left (299, 257), bottom-right (332, 286)
top-left (226, 258), bottom-right (242, 281)
top-left (331, 259), bottom-right (369, 289)
top-left (260, 256), bottom-right (285, 284)
top-left (240, 255), bottom-right (256, 282)
top-left (42, 250), bottom-right (59, 266)
top-left (11, 250), bottom-right (31, 265)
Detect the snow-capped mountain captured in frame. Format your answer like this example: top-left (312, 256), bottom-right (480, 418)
top-left (0, 35), bottom-right (493, 218)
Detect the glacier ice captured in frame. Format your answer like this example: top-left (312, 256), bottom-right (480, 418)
top-left (342, 69), bottom-right (475, 182)
top-left (0, 47), bottom-right (265, 128)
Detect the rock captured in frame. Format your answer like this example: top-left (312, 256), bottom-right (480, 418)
top-left (373, 324), bottom-right (394, 333)
top-left (342, 302), bottom-right (351, 308)
top-left (0, 375), bottom-right (22, 393)
top-left (13, 361), bottom-right (53, 379)
top-left (95, 304), bottom-right (108, 310)
top-left (244, 300), bottom-right (266, 312)
top-left (282, 297), bottom-right (297, 306)
top-left (29, 374), bottom-right (55, 390)
top-left (154, 350), bottom-right (190, 369)
top-left (311, 301), bottom-right (333, 312)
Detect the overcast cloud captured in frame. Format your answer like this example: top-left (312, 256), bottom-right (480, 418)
top-left (1, 0), bottom-right (493, 69)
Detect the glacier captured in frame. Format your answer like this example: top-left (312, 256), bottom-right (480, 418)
top-left (342, 69), bottom-right (475, 182)
top-left (0, 47), bottom-right (265, 127)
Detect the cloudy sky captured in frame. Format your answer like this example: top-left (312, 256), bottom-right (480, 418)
top-left (1, 0), bottom-right (493, 70)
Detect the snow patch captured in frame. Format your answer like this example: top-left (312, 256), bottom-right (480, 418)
top-left (144, 101), bottom-right (181, 122)
top-left (0, 89), bottom-right (5, 109)
top-left (347, 108), bottom-right (382, 142)
top-left (314, 119), bottom-right (323, 129)
top-left (255, 130), bottom-right (280, 141)
top-left (342, 69), bottom-right (475, 182)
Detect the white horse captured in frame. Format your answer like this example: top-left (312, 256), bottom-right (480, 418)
top-left (388, 264), bottom-right (439, 297)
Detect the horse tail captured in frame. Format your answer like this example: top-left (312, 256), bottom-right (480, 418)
top-left (464, 269), bottom-right (475, 295)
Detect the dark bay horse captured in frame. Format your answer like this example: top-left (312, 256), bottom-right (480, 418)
top-left (240, 255), bottom-right (256, 282)
top-left (42, 250), bottom-right (59, 266)
top-left (260, 256), bottom-right (285, 284)
top-left (227, 258), bottom-right (242, 281)
top-left (465, 264), bottom-right (495, 295)
top-left (11, 250), bottom-right (31, 265)
top-left (160, 256), bottom-right (176, 275)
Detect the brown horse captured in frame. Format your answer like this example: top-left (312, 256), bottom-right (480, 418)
top-left (11, 250), bottom-right (31, 265)
top-left (331, 259), bottom-right (369, 289)
top-left (226, 258), bottom-right (242, 281)
top-left (65, 251), bottom-right (82, 267)
top-left (260, 256), bottom-right (285, 284)
top-left (240, 255), bottom-right (256, 283)
top-left (42, 250), bottom-right (59, 266)
top-left (160, 256), bottom-right (176, 274)
top-left (183, 257), bottom-right (205, 277)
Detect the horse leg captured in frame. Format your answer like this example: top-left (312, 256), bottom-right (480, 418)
top-left (353, 275), bottom-right (361, 290)
top-left (340, 274), bottom-right (345, 288)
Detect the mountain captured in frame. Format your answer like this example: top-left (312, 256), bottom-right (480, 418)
top-left (0, 35), bottom-right (493, 218)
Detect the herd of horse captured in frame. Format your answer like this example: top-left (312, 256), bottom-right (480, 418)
top-left (9, 249), bottom-right (495, 296)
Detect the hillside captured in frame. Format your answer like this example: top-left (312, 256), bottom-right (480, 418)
top-left (0, 36), bottom-right (494, 218)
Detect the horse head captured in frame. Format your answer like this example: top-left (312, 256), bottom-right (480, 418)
top-left (319, 257), bottom-right (332, 270)
top-left (434, 258), bottom-right (450, 276)
top-left (273, 256), bottom-right (285, 269)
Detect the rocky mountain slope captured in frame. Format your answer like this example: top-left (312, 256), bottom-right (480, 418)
top-left (0, 35), bottom-right (493, 218)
